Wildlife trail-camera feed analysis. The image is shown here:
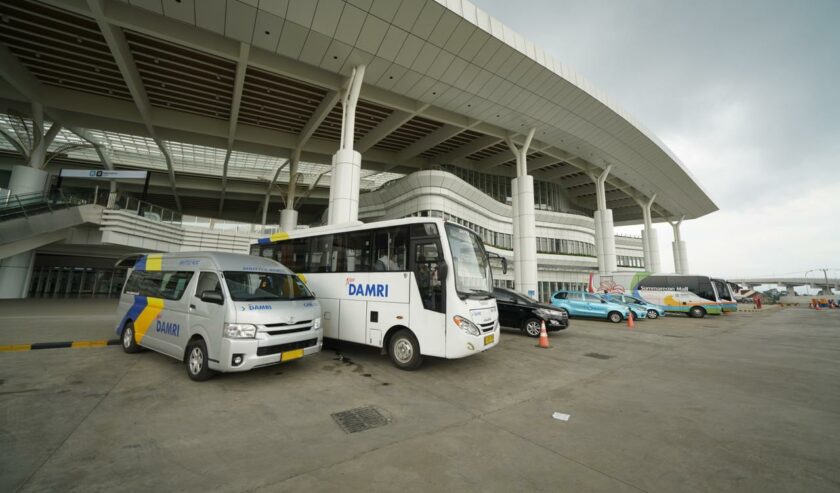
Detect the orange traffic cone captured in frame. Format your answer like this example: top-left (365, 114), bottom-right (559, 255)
top-left (627, 311), bottom-right (635, 329)
top-left (538, 320), bottom-right (550, 349)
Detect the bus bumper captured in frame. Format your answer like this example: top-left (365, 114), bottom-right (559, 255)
top-left (446, 325), bottom-right (500, 359)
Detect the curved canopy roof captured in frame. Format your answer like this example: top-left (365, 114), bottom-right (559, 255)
top-left (0, 0), bottom-right (717, 223)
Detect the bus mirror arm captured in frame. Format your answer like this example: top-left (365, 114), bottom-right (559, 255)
top-left (486, 251), bottom-right (507, 274)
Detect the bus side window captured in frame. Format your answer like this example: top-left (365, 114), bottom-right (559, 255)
top-left (332, 234), bottom-right (347, 272)
top-left (346, 231), bottom-right (372, 272)
top-left (261, 245), bottom-right (274, 259)
top-left (308, 235), bottom-right (333, 273)
top-left (373, 228), bottom-right (408, 272)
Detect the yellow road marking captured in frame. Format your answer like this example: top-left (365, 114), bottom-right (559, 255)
top-left (0, 344), bottom-right (32, 352)
top-left (71, 340), bottom-right (109, 348)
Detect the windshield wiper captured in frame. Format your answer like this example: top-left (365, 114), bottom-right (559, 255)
top-left (463, 288), bottom-right (493, 300)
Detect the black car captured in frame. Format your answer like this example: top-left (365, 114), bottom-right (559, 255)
top-left (493, 287), bottom-right (569, 337)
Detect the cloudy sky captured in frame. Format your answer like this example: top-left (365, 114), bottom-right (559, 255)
top-left (475, 0), bottom-right (840, 282)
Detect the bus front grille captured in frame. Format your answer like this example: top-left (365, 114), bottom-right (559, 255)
top-left (479, 322), bottom-right (495, 333)
top-left (256, 338), bottom-right (318, 357)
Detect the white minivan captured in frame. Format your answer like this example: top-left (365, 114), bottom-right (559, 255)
top-left (115, 252), bottom-right (322, 381)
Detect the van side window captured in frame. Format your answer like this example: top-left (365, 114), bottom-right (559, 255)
top-left (195, 272), bottom-right (222, 298)
top-left (123, 270), bottom-right (194, 300)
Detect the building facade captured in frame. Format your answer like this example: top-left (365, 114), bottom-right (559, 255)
top-left (359, 169), bottom-right (645, 302)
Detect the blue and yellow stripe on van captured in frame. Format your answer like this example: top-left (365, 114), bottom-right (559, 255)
top-left (115, 254), bottom-right (166, 340)
top-left (115, 295), bottom-right (165, 341)
top-left (257, 231), bottom-right (289, 245)
top-left (133, 253), bottom-right (162, 272)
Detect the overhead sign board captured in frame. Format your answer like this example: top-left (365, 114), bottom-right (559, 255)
top-left (60, 169), bottom-right (148, 180)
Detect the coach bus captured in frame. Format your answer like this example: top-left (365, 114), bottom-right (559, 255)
top-left (250, 217), bottom-right (500, 370)
top-left (711, 278), bottom-right (739, 313)
top-left (591, 273), bottom-right (723, 318)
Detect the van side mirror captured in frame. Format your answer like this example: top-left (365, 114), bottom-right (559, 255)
top-left (200, 290), bottom-right (224, 305)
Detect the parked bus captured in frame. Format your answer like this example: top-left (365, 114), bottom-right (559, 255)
top-left (711, 278), bottom-right (739, 313)
top-left (590, 273), bottom-right (723, 318)
top-left (250, 217), bottom-right (500, 370)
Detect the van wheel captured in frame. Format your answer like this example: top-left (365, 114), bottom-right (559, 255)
top-left (646, 309), bottom-right (659, 320)
top-left (388, 329), bottom-right (423, 371)
top-left (186, 339), bottom-right (214, 381)
top-left (689, 306), bottom-right (706, 318)
top-left (608, 311), bottom-right (623, 323)
top-left (522, 318), bottom-right (542, 338)
top-left (121, 321), bottom-right (140, 353)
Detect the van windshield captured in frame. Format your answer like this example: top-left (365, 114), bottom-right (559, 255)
top-left (223, 271), bottom-right (314, 301)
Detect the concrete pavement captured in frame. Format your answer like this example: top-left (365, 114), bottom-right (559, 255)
top-left (1, 305), bottom-right (839, 492)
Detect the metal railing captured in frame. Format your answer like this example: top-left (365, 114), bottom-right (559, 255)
top-left (0, 189), bottom-right (111, 222)
top-left (0, 188), bottom-right (280, 236)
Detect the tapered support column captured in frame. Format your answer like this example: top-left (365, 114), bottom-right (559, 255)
top-left (506, 129), bottom-right (538, 298)
top-left (639, 195), bottom-right (661, 273)
top-left (280, 149), bottom-right (300, 230)
top-left (328, 65), bottom-right (365, 226)
top-left (669, 216), bottom-right (689, 274)
top-left (592, 166), bottom-right (616, 275)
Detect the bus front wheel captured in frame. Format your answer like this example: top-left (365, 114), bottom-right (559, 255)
top-left (689, 306), bottom-right (706, 318)
top-left (388, 329), bottom-right (423, 371)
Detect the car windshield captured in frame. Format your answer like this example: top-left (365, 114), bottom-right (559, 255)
top-left (223, 271), bottom-right (313, 301)
top-left (445, 224), bottom-right (493, 298)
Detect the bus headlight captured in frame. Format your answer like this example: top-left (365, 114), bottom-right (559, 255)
top-left (223, 323), bottom-right (257, 339)
top-left (453, 315), bottom-right (480, 336)
top-left (312, 317), bottom-right (321, 330)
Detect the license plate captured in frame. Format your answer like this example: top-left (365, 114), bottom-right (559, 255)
top-left (281, 348), bottom-right (304, 362)
top-left (484, 334), bottom-right (494, 346)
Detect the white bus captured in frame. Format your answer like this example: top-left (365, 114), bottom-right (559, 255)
top-left (250, 217), bottom-right (500, 370)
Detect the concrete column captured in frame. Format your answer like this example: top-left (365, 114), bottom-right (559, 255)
top-left (0, 250), bottom-right (35, 299)
top-left (511, 183), bottom-right (521, 289)
top-left (328, 65), bottom-right (365, 226)
top-left (639, 195), bottom-right (661, 273)
top-left (592, 166), bottom-right (616, 275)
top-left (785, 284), bottom-right (797, 296)
top-left (8, 165), bottom-right (49, 196)
top-left (506, 128), bottom-right (537, 299)
top-left (281, 149), bottom-right (300, 230)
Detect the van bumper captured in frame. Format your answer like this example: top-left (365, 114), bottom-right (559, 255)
top-left (212, 329), bottom-right (323, 372)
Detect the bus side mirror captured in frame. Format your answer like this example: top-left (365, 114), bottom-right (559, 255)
top-left (200, 291), bottom-right (224, 305)
top-left (438, 261), bottom-right (448, 282)
top-left (501, 257), bottom-right (507, 274)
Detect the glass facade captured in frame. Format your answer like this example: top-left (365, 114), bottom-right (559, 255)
top-left (617, 255), bottom-right (645, 268)
top-left (439, 165), bottom-right (586, 215)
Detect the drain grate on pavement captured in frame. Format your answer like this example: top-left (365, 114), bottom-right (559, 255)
top-left (331, 406), bottom-right (390, 434)
top-left (584, 352), bottom-right (614, 360)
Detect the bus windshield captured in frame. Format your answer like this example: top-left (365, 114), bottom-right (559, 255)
top-left (223, 271), bottom-right (314, 301)
top-left (445, 224), bottom-right (493, 299)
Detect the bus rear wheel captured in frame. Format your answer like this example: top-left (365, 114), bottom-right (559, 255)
top-left (689, 306), bottom-right (706, 318)
top-left (388, 329), bottom-right (423, 371)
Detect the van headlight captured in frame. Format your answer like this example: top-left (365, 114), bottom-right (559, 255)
top-left (453, 315), bottom-right (480, 336)
top-left (312, 317), bottom-right (321, 330)
top-left (223, 323), bottom-right (257, 339)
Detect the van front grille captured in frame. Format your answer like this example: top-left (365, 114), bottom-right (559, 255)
top-left (256, 338), bottom-right (318, 357)
top-left (265, 319), bottom-right (312, 328)
top-left (266, 325), bottom-right (311, 336)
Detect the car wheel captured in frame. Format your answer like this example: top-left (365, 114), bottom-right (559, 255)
top-left (608, 311), bottom-right (623, 324)
top-left (185, 339), bottom-right (214, 382)
top-left (121, 321), bottom-right (141, 353)
top-left (689, 306), bottom-right (706, 319)
top-left (647, 309), bottom-right (659, 320)
top-left (388, 329), bottom-right (423, 371)
top-left (522, 318), bottom-right (542, 338)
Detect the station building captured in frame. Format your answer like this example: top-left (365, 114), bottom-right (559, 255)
top-left (0, 0), bottom-right (716, 301)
